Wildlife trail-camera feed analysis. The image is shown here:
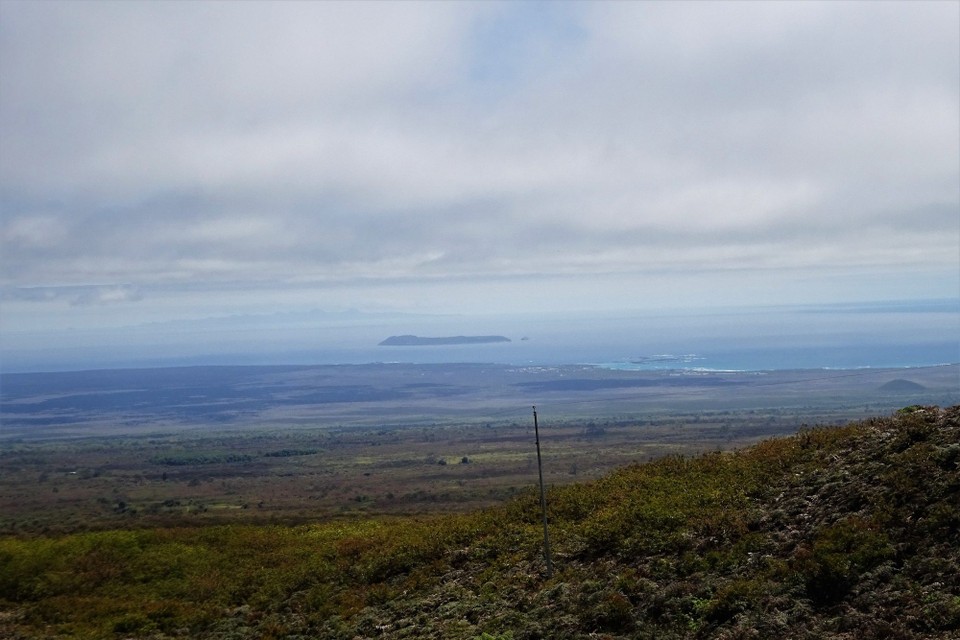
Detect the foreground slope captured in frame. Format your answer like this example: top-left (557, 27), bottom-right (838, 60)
top-left (1, 406), bottom-right (957, 639)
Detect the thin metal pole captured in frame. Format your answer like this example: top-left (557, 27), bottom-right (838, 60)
top-left (532, 405), bottom-right (553, 577)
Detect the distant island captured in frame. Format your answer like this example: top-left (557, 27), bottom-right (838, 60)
top-left (379, 335), bottom-right (511, 346)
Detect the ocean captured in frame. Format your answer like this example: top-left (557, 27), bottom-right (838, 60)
top-left (1, 299), bottom-right (957, 374)
top-left (346, 300), bottom-right (960, 372)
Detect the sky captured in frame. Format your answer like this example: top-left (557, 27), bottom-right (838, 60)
top-left (1, 0), bottom-right (958, 351)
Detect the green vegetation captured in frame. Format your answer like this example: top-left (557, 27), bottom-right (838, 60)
top-left (0, 408), bottom-right (838, 536)
top-left (1, 406), bottom-right (957, 639)
top-left (262, 449), bottom-right (320, 458)
top-left (149, 453), bottom-right (256, 466)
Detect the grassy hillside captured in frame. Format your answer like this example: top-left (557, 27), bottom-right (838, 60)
top-left (1, 405), bottom-right (957, 639)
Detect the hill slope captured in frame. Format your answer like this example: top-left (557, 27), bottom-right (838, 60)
top-left (1, 406), bottom-right (957, 639)
top-left (340, 404), bottom-right (959, 639)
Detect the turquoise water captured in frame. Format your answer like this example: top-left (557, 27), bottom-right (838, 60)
top-left (592, 343), bottom-right (959, 372)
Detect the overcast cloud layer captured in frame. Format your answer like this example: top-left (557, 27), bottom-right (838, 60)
top-left (1, 0), bottom-right (958, 332)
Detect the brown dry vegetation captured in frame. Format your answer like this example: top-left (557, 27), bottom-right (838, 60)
top-left (0, 407), bottom-right (861, 536)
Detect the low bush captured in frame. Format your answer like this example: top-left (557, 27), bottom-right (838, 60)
top-left (1, 406), bottom-right (956, 639)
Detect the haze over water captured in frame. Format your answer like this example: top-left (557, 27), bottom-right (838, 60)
top-left (2, 299), bottom-right (955, 374)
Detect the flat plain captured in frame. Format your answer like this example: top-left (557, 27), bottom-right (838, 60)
top-left (1, 363), bottom-right (957, 535)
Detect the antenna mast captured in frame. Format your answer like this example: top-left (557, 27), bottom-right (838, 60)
top-left (532, 405), bottom-right (553, 577)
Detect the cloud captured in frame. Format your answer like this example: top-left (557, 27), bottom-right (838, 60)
top-left (1, 284), bottom-right (143, 306)
top-left (1, 214), bottom-right (68, 249)
top-left (0, 0), bottom-right (957, 321)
